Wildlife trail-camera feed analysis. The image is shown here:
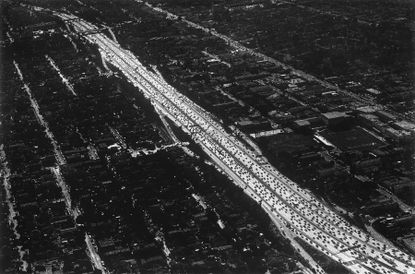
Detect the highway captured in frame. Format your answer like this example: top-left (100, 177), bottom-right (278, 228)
top-left (55, 11), bottom-right (415, 274)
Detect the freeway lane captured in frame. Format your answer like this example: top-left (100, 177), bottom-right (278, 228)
top-left (52, 11), bottom-right (415, 274)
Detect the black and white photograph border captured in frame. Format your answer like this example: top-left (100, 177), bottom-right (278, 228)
top-left (1, 1), bottom-right (414, 273)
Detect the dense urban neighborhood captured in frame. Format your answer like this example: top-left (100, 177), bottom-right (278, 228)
top-left (1, 0), bottom-right (414, 273)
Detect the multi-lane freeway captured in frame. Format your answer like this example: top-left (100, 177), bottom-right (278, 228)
top-left (52, 10), bottom-right (415, 274)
